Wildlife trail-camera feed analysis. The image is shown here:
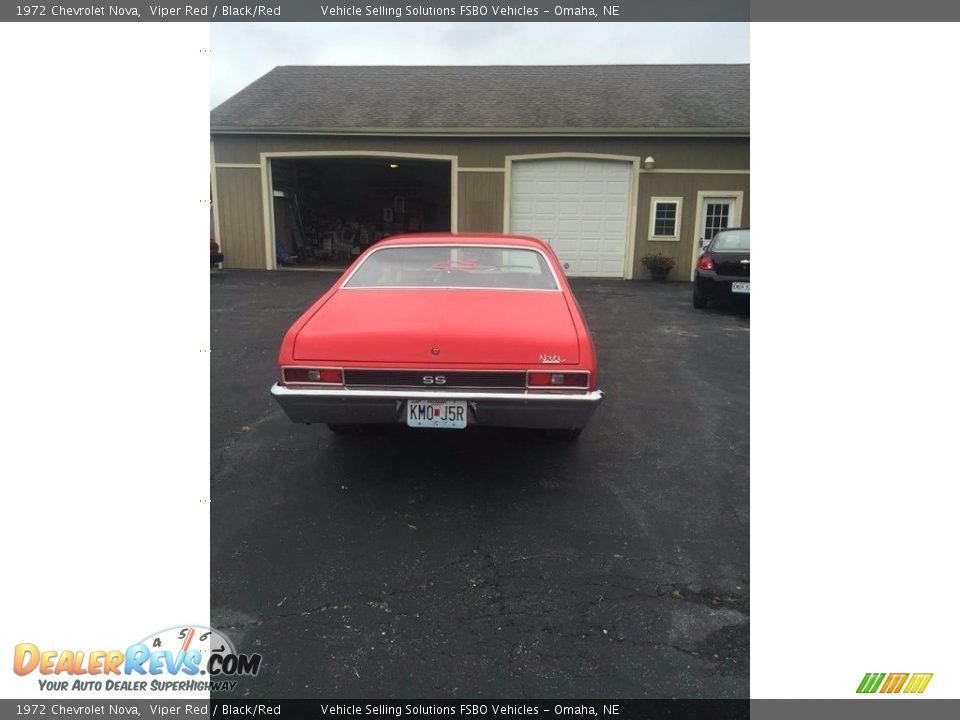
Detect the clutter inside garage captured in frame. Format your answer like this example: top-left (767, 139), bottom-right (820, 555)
top-left (270, 157), bottom-right (452, 267)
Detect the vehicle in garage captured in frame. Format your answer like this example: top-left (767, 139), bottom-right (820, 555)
top-left (270, 233), bottom-right (604, 439)
top-left (269, 157), bottom-right (451, 269)
top-left (693, 228), bottom-right (750, 308)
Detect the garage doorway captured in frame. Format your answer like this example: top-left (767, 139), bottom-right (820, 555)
top-left (268, 155), bottom-right (453, 269)
top-left (508, 157), bottom-right (634, 278)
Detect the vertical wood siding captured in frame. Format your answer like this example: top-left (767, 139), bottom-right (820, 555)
top-left (458, 172), bottom-right (504, 233)
top-left (215, 167), bottom-right (264, 269)
top-left (212, 135), bottom-right (748, 169)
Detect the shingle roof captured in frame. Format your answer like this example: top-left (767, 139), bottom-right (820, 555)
top-left (210, 65), bottom-right (749, 133)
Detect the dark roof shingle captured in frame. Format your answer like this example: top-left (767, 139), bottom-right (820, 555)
top-left (210, 65), bottom-right (749, 133)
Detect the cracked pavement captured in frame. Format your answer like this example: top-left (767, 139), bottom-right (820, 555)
top-left (211, 271), bottom-right (749, 698)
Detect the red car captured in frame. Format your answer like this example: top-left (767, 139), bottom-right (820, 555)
top-left (271, 233), bottom-right (603, 438)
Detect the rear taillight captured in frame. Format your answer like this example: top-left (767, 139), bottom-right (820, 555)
top-left (527, 372), bottom-right (589, 389)
top-left (697, 254), bottom-right (714, 271)
top-left (281, 367), bottom-right (343, 385)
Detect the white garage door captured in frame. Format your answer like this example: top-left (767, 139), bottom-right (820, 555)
top-left (510, 158), bottom-right (632, 277)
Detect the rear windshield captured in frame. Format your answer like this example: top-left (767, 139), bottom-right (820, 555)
top-left (712, 229), bottom-right (750, 252)
top-left (344, 245), bottom-right (559, 290)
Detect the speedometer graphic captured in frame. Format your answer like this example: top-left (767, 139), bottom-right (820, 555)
top-left (137, 625), bottom-right (237, 675)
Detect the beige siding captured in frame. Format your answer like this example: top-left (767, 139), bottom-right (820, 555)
top-left (213, 134), bottom-right (748, 170)
top-left (213, 136), bottom-right (455, 165)
top-left (215, 167), bottom-right (264, 269)
top-left (633, 173), bottom-right (750, 280)
top-left (211, 134), bottom-right (749, 274)
top-left (458, 172), bottom-right (504, 233)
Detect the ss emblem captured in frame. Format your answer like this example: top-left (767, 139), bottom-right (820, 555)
top-left (422, 375), bottom-right (446, 385)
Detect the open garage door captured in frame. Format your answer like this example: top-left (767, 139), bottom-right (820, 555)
top-left (509, 158), bottom-right (632, 277)
top-left (270, 156), bottom-right (452, 269)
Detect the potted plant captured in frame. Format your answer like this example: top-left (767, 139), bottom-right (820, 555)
top-left (641, 252), bottom-right (675, 281)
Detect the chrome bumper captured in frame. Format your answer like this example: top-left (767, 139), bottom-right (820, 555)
top-left (270, 384), bottom-right (604, 429)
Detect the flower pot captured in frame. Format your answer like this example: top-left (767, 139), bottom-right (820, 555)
top-left (650, 267), bottom-right (670, 282)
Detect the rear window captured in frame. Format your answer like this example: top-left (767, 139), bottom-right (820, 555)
top-left (344, 245), bottom-right (559, 290)
top-left (712, 229), bottom-right (750, 252)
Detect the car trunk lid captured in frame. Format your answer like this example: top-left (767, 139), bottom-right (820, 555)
top-left (712, 251), bottom-right (750, 278)
top-left (293, 289), bottom-right (580, 365)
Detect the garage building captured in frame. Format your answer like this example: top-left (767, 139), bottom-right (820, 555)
top-left (210, 65), bottom-right (749, 280)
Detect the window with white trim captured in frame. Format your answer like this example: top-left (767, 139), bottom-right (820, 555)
top-left (649, 198), bottom-right (683, 239)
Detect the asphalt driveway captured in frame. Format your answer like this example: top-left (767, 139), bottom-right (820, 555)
top-left (211, 271), bottom-right (749, 699)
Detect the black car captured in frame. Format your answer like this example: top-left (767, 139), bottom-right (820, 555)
top-left (693, 228), bottom-right (750, 308)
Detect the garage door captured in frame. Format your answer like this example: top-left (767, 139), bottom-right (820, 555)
top-left (509, 158), bottom-right (632, 277)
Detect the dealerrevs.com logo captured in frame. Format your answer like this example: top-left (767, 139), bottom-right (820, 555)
top-left (857, 672), bottom-right (933, 694)
top-left (13, 625), bottom-right (261, 693)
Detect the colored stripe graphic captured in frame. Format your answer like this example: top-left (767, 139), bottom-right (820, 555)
top-left (880, 673), bottom-right (909, 693)
top-left (857, 673), bottom-right (885, 693)
top-left (903, 673), bottom-right (933, 694)
top-left (858, 672), bottom-right (933, 694)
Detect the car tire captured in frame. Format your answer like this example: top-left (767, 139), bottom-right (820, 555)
top-left (693, 288), bottom-right (707, 309)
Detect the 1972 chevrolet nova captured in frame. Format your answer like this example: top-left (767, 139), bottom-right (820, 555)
top-left (270, 233), bottom-right (603, 438)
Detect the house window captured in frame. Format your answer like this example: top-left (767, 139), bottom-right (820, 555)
top-left (649, 198), bottom-right (683, 240)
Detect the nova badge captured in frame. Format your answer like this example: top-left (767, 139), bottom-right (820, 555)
top-left (539, 354), bottom-right (563, 364)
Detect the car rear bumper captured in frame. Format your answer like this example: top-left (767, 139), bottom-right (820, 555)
top-left (695, 273), bottom-right (749, 299)
top-left (271, 384), bottom-right (604, 429)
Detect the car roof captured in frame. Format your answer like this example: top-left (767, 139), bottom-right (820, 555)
top-left (715, 227), bottom-right (750, 232)
top-left (375, 232), bottom-right (551, 251)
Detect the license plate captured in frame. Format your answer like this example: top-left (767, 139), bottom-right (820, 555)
top-left (406, 399), bottom-right (467, 429)
top-left (732, 282), bottom-right (750, 294)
